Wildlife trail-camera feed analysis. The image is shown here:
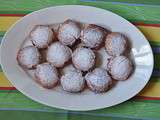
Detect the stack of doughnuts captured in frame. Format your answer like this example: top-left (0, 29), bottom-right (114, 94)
top-left (17, 19), bottom-right (133, 93)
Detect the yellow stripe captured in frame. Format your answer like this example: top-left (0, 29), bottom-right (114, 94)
top-left (138, 82), bottom-right (160, 97)
top-left (0, 72), bottom-right (13, 87)
top-left (0, 17), bottom-right (160, 42)
top-left (137, 26), bottom-right (160, 42)
top-left (0, 17), bottom-right (21, 31)
top-left (0, 72), bottom-right (160, 97)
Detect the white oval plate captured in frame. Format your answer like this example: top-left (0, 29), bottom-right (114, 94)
top-left (0, 5), bottom-right (153, 111)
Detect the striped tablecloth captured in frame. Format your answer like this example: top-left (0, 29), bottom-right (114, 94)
top-left (0, 0), bottom-right (160, 120)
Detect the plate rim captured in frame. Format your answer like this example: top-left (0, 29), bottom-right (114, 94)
top-left (0, 5), bottom-right (154, 111)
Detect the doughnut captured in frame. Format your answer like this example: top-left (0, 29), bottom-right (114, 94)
top-left (61, 69), bottom-right (85, 92)
top-left (80, 24), bottom-right (106, 48)
top-left (108, 56), bottom-right (133, 80)
top-left (31, 26), bottom-right (53, 49)
top-left (72, 47), bottom-right (95, 71)
top-left (47, 42), bottom-right (72, 67)
top-left (85, 68), bottom-right (112, 93)
top-left (35, 62), bottom-right (59, 89)
top-left (17, 46), bottom-right (41, 69)
top-left (105, 32), bottom-right (127, 56)
top-left (58, 19), bottom-right (81, 46)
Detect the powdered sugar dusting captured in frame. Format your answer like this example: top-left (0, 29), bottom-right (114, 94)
top-left (58, 20), bottom-right (81, 45)
top-left (61, 64), bottom-right (77, 75)
top-left (105, 33), bottom-right (127, 56)
top-left (85, 68), bottom-right (111, 87)
top-left (61, 70), bottom-right (84, 92)
top-left (31, 26), bottom-right (53, 48)
top-left (81, 25), bottom-right (105, 48)
top-left (110, 56), bottom-right (133, 80)
top-left (17, 46), bottom-right (40, 69)
top-left (35, 63), bottom-right (59, 87)
top-left (72, 47), bottom-right (95, 71)
top-left (47, 42), bottom-right (72, 67)
top-left (85, 68), bottom-right (112, 92)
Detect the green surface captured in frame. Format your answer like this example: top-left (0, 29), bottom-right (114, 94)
top-left (0, 110), bottom-right (143, 120)
top-left (0, 0), bottom-right (160, 23)
top-left (149, 41), bottom-right (160, 46)
top-left (95, 0), bottom-right (160, 5)
top-left (0, 111), bottom-right (68, 120)
top-left (80, 1), bottom-right (160, 23)
top-left (0, 91), bottom-right (160, 119)
top-left (0, 0), bottom-right (160, 120)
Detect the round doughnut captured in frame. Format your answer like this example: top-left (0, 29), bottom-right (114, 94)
top-left (108, 56), bottom-right (133, 80)
top-left (61, 69), bottom-right (85, 92)
top-left (80, 24), bottom-right (106, 48)
top-left (105, 32), bottom-right (127, 56)
top-left (47, 42), bottom-right (72, 67)
top-left (58, 19), bottom-right (81, 46)
top-left (85, 68), bottom-right (112, 93)
top-left (31, 26), bottom-right (53, 49)
top-left (72, 47), bottom-right (95, 71)
top-left (35, 62), bottom-right (59, 89)
top-left (17, 46), bottom-right (41, 69)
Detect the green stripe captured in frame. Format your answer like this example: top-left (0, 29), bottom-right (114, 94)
top-left (133, 99), bottom-right (160, 103)
top-left (79, 1), bottom-right (160, 23)
top-left (149, 41), bottom-right (160, 46)
top-left (0, 32), bottom-right (5, 37)
top-left (0, 0), bottom-right (160, 23)
top-left (0, 90), bottom-right (18, 93)
top-left (0, 92), bottom-right (66, 112)
top-left (91, 100), bottom-right (160, 119)
top-left (154, 54), bottom-right (160, 69)
top-left (66, 114), bottom-right (129, 120)
top-left (150, 77), bottom-right (160, 82)
top-left (0, 110), bottom-right (68, 120)
top-left (94, 0), bottom-right (160, 5)
top-left (0, 11), bottom-right (32, 14)
top-left (0, 91), bottom-right (160, 119)
top-left (0, 66), bottom-right (2, 72)
top-left (0, 0), bottom-right (78, 11)
top-left (0, 110), bottom-right (159, 120)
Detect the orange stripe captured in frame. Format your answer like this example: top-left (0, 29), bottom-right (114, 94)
top-left (0, 87), bottom-right (16, 90)
top-left (134, 22), bottom-right (160, 27)
top-left (135, 96), bottom-right (160, 100)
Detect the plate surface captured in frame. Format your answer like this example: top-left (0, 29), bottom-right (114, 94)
top-left (0, 5), bottom-right (153, 111)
